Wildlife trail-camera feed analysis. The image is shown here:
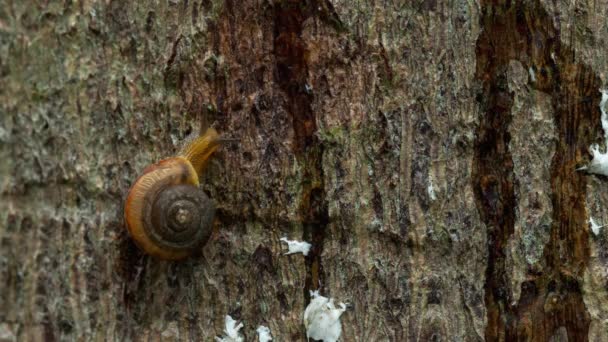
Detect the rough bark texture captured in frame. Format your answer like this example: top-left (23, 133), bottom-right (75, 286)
top-left (2, 0), bottom-right (608, 341)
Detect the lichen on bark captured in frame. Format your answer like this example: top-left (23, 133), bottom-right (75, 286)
top-left (3, 0), bottom-right (608, 341)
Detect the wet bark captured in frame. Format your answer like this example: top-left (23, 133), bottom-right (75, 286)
top-left (2, 0), bottom-right (608, 341)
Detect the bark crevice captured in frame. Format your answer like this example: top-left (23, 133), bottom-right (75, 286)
top-left (272, 0), bottom-right (330, 300)
top-left (474, 1), bottom-right (602, 340)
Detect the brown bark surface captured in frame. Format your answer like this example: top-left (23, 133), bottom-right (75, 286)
top-left (2, 0), bottom-right (608, 341)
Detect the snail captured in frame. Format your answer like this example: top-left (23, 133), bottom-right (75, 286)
top-left (124, 128), bottom-right (220, 260)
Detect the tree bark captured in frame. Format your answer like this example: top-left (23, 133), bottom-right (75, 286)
top-left (2, 0), bottom-right (608, 341)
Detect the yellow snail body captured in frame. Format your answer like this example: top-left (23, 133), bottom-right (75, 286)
top-left (124, 128), bottom-right (220, 260)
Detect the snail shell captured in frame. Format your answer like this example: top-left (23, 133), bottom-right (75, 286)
top-left (124, 129), bottom-right (219, 260)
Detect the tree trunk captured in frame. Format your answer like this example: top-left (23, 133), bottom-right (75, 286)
top-left (2, 0), bottom-right (608, 341)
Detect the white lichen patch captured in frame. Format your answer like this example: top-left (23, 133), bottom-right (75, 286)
top-left (215, 315), bottom-right (243, 342)
top-left (427, 179), bottom-right (437, 201)
top-left (304, 291), bottom-right (347, 342)
top-left (589, 217), bottom-right (606, 236)
top-left (529, 67), bottom-right (536, 83)
top-left (581, 90), bottom-right (608, 176)
top-left (585, 144), bottom-right (608, 176)
top-left (280, 237), bottom-right (312, 256)
top-left (256, 325), bottom-right (272, 342)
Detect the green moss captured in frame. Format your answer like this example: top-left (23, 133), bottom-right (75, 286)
top-left (317, 126), bottom-right (347, 145)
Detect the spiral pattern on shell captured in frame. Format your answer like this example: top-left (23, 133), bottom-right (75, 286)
top-left (124, 128), bottom-right (220, 260)
top-left (124, 157), bottom-right (215, 260)
top-left (145, 184), bottom-right (215, 253)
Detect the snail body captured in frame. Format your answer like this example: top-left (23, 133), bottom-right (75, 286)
top-left (125, 128), bottom-right (220, 260)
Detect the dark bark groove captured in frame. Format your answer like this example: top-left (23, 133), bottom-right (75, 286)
top-left (474, 1), bottom-right (602, 341)
top-left (273, 0), bottom-right (330, 300)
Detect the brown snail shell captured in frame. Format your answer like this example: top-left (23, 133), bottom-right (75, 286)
top-left (124, 129), bottom-right (219, 260)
